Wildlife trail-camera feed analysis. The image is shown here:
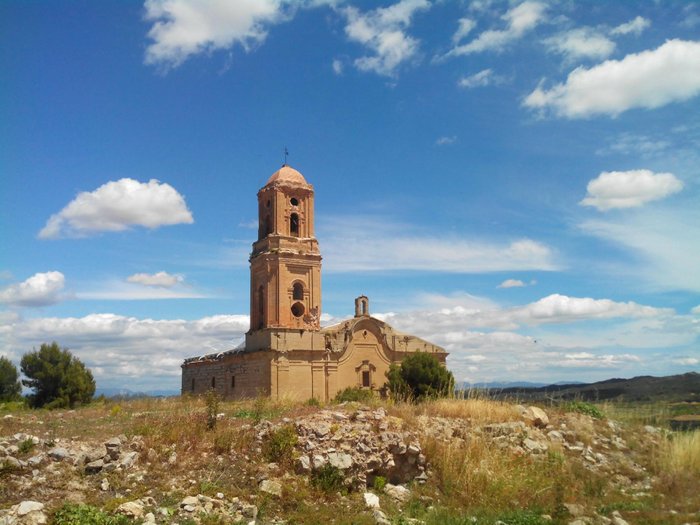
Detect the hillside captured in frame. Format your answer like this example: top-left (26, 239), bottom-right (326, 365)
top-left (1, 395), bottom-right (699, 525)
top-left (492, 372), bottom-right (700, 403)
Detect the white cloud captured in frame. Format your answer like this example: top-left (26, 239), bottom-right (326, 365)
top-left (692, 305), bottom-right (700, 315)
top-left (580, 170), bottom-right (684, 211)
top-left (611, 16), bottom-right (650, 36)
top-left (332, 58), bottom-right (343, 74)
top-left (127, 271), bottom-right (183, 288)
top-left (435, 135), bottom-right (457, 145)
top-left (580, 206), bottom-right (700, 292)
top-left (498, 279), bottom-right (525, 288)
top-left (1, 312), bottom-right (249, 391)
top-left (598, 133), bottom-right (670, 157)
top-left (445, 1), bottom-right (547, 57)
top-left (39, 178), bottom-right (194, 239)
top-left (544, 28), bottom-right (615, 62)
top-left (0, 271), bottom-right (66, 307)
top-left (458, 68), bottom-right (503, 88)
top-left (144, 0), bottom-right (289, 69)
top-left (524, 39), bottom-right (700, 118)
top-left (319, 216), bottom-right (558, 273)
top-left (672, 356), bottom-right (699, 366)
top-left (375, 294), bottom-right (691, 383)
top-left (343, 0), bottom-right (430, 76)
top-left (452, 17), bottom-right (476, 44)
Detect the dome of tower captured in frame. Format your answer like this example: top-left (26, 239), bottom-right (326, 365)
top-left (265, 165), bottom-right (309, 187)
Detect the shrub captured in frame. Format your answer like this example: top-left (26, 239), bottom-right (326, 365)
top-left (18, 438), bottom-right (35, 455)
top-left (20, 342), bottom-right (95, 409)
top-left (387, 352), bottom-right (454, 402)
top-left (372, 475), bottom-right (387, 491)
top-left (334, 387), bottom-right (374, 403)
top-left (204, 389), bottom-right (220, 430)
top-left (564, 400), bottom-right (604, 419)
top-left (262, 424), bottom-right (298, 464)
top-left (306, 397), bottom-right (321, 407)
top-left (52, 503), bottom-right (130, 525)
top-left (311, 464), bottom-right (345, 494)
top-left (0, 356), bottom-right (21, 402)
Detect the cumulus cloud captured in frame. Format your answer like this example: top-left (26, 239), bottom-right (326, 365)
top-left (144, 0), bottom-right (290, 68)
top-left (580, 170), bottom-right (684, 211)
top-left (544, 27), bottom-right (615, 62)
top-left (332, 58), bottom-right (343, 75)
top-left (127, 271), bottom-right (183, 288)
top-left (524, 39), bottom-right (700, 118)
top-left (1, 312), bottom-right (249, 391)
top-left (445, 1), bottom-right (547, 57)
top-left (498, 279), bottom-right (525, 288)
top-left (343, 0), bottom-right (430, 76)
top-left (458, 68), bottom-right (504, 88)
top-left (0, 271), bottom-right (66, 307)
top-left (39, 178), bottom-right (194, 239)
top-left (611, 16), bottom-right (650, 36)
top-left (375, 294), bottom-right (690, 383)
top-left (319, 216), bottom-right (558, 273)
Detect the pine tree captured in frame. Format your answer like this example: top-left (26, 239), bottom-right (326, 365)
top-left (0, 356), bottom-right (22, 402)
top-left (20, 342), bottom-right (95, 408)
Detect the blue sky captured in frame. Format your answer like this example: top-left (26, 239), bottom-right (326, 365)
top-left (1, 0), bottom-right (699, 391)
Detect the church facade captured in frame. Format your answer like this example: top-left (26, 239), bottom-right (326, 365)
top-left (181, 165), bottom-right (446, 401)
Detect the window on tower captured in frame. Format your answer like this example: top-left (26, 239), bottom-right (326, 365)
top-left (291, 302), bottom-right (305, 317)
top-left (293, 282), bottom-right (304, 301)
top-left (290, 213), bottom-right (299, 236)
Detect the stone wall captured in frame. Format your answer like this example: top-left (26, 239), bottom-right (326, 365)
top-left (181, 350), bottom-right (272, 399)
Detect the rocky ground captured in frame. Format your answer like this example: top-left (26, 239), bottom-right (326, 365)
top-left (0, 399), bottom-right (697, 525)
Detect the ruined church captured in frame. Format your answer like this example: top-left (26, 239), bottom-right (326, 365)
top-left (181, 165), bottom-right (446, 401)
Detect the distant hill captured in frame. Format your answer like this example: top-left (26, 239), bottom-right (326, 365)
top-left (487, 372), bottom-right (700, 403)
top-left (462, 381), bottom-right (585, 389)
top-left (95, 387), bottom-right (179, 399)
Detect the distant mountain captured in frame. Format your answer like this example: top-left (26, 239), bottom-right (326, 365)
top-left (95, 387), bottom-right (179, 398)
top-left (462, 380), bottom-right (586, 389)
top-left (492, 372), bottom-right (700, 402)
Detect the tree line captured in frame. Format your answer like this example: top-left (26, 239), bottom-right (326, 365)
top-left (0, 342), bottom-right (95, 408)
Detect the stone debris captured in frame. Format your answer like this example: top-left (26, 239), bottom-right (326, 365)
top-left (0, 402), bottom-right (673, 525)
top-left (363, 492), bottom-right (381, 509)
top-left (259, 479), bottom-right (283, 497)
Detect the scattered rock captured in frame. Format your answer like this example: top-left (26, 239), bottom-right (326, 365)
top-left (363, 492), bottom-right (380, 509)
top-left (116, 500), bottom-right (144, 519)
top-left (383, 483), bottom-right (411, 503)
top-left (259, 479), bottom-right (282, 497)
top-left (524, 406), bottom-right (549, 428)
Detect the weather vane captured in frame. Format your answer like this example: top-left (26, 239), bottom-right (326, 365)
top-left (283, 146), bottom-right (289, 166)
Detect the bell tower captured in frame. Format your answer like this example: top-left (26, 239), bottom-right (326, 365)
top-left (249, 165), bottom-right (322, 332)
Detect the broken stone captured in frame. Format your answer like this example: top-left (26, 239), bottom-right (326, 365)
top-left (383, 483), bottom-right (411, 503)
top-left (259, 479), bottom-right (282, 497)
top-left (116, 501), bottom-right (144, 519)
top-left (364, 492), bottom-right (381, 509)
top-left (85, 459), bottom-right (104, 474)
top-left (327, 452), bottom-right (353, 470)
top-left (48, 447), bottom-right (70, 461)
top-left (524, 406), bottom-right (549, 428)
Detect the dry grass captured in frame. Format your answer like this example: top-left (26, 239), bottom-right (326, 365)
top-left (657, 429), bottom-right (700, 475)
top-left (4, 395), bottom-right (700, 524)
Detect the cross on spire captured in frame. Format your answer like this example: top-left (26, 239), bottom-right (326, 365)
top-left (283, 146), bottom-right (289, 166)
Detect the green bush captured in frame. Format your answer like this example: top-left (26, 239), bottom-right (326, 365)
top-left (52, 503), bottom-right (130, 525)
top-left (334, 387), bottom-right (374, 403)
top-left (20, 342), bottom-right (95, 409)
top-left (0, 356), bottom-right (22, 402)
top-left (262, 424), bottom-right (298, 463)
top-left (387, 352), bottom-right (454, 402)
top-left (204, 388), bottom-right (220, 430)
top-left (564, 400), bottom-right (604, 419)
top-left (18, 438), bottom-right (35, 455)
top-left (311, 464), bottom-right (345, 494)
top-left (372, 475), bottom-right (386, 491)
